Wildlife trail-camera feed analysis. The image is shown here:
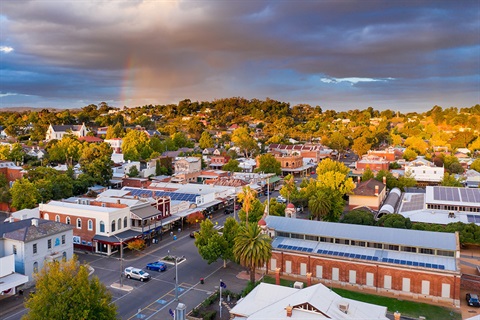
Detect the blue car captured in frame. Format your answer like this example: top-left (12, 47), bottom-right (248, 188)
top-left (146, 261), bottom-right (167, 272)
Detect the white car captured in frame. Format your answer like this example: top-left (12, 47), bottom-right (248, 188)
top-left (276, 195), bottom-right (287, 203)
top-left (124, 267), bottom-right (150, 282)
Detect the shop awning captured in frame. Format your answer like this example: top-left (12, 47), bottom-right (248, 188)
top-left (0, 273), bottom-right (29, 292)
top-left (268, 176), bottom-right (282, 184)
top-left (92, 229), bottom-right (142, 245)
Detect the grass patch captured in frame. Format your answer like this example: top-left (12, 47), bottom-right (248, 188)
top-left (263, 276), bottom-right (460, 320)
top-left (332, 288), bottom-right (460, 320)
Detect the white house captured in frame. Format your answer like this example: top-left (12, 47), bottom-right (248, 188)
top-left (405, 157), bottom-right (444, 183)
top-left (0, 218), bottom-right (74, 286)
top-left (45, 124), bottom-right (89, 141)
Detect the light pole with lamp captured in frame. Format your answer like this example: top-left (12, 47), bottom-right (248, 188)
top-left (168, 250), bottom-right (185, 301)
top-left (112, 234), bottom-right (124, 288)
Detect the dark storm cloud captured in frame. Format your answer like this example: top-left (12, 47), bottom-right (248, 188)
top-left (0, 0), bottom-right (478, 110)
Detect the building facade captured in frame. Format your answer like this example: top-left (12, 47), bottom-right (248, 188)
top-left (0, 218), bottom-right (74, 285)
top-left (263, 216), bottom-right (461, 307)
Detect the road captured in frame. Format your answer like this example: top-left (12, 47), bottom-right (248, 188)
top-left (1, 183), bottom-right (307, 320)
top-left (1, 208), bottom-right (245, 320)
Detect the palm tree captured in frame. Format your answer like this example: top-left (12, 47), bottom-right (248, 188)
top-left (237, 185), bottom-right (257, 226)
top-left (308, 188), bottom-right (331, 221)
top-left (233, 224), bottom-right (272, 283)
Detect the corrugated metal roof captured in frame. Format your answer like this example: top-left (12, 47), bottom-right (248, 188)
top-left (264, 216), bottom-right (457, 251)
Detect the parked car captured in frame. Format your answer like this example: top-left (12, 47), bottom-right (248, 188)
top-left (224, 208), bottom-right (233, 215)
top-left (276, 195), bottom-right (287, 203)
top-left (146, 261), bottom-right (167, 272)
top-left (264, 190), bottom-right (273, 196)
top-left (124, 267), bottom-right (150, 282)
top-left (190, 231), bottom-right (199, 238)
top-left (466, 293), bottom-right (480, 307)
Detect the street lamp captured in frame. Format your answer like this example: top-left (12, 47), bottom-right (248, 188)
top-left (112, 234), bottom-right (124, 288)
top-left (168, 250), bottom-right (185, 301)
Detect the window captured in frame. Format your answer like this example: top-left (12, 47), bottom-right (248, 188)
top-left (305, 235), bottom-right (318, 241)
top-left (48, 239), bottom-right (52, 249)
top-left (402, 246), bottom-right (417, 253)
top-left (33, 262), bottom-right (38, 273)
top-left (437, 250), bottom-right (454, 257)
top-left (88, 219), bottom-right (93, 231)
top-left (33, 243), bottom-right (37, 254)
top-left (124, 217), bottom-right (128, 228)
top-left (13, 245), bottom-right (17, 255)
top-left (118, 218), bottom-right (121, 230)
top-left (77, 218), bottom-right (82, 229)
top-left (111, 220), bottom-right (116, 232)
top-left (100, 221), bottom-right (105, 232)
top-left (387, 244), bottom-right (399, 251)
top-left (62, 235), bottom-right (65, 244)
top-left (420, 248), bottom-right (434, 255)
top-left (368, 242), bottom-right (383, 249)
top-left (44, 213), bottom-right (49, 220)
top-left (66, 216), bottom-right (71, 225)
top-left (336, 238), bottom-right (350, 245)
top-left (62, 252), bottom-right (67, 260)
top-left (55, 215), bottom-right (60, 222)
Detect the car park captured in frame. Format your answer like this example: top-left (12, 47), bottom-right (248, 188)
top-left (466, 293), bottom-right (480, 307)
top-left (124, 267), bottom-right (150, 281)
top-left (146, 261), bottom-right (167, 272)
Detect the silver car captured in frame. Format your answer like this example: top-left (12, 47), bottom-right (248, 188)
top-left (124, 267), bottom-right (150, 282)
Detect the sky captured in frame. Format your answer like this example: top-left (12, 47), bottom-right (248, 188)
top-left (1, 1), bottom-right (479, 112)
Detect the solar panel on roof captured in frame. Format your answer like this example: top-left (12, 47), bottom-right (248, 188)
top-left (439, 265), bottom-right (445, 270)
top-left (372, 257), bottom-right (379, 261)
top-left (287, 246), bottom-right (293, 250)
top-left (307, 248), bottom-right (313, 252)
top-left (327, 251), bottom-right (333, 255)
top-left (339, 252), bottom-right (345, 257)
top-left (426, 263), bottom-right (432, 268)
top-left (292, 246), bottom-right (298, 250)
top-left (360, 255), bottom-right (367, 259)
top-left (407, 261), bottom-right (413, 265)
top-left (367, 256), bottom-right (372, 260)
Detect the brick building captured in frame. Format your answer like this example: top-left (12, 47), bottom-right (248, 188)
top-left (39, 200), bottom-right (141, 255)
top-left (263, 216), bottom-right (461, 307)
top-left (349, 178), bottom-right (387, 211)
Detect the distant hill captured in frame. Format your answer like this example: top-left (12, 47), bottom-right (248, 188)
top-left (0, 106), bottom-right (79, 112)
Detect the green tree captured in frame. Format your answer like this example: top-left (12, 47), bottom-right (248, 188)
top-left (397, 169), bottom-right (417, 191)
top-left (308, 189), bottom-right (331, 221)
top-left (340, 210), bottom-right (375, 225)
top-left (440, 173), bottom-right (463, 187)
top-left (237, 186), bottom-right (257, 226)
top-left (361, 166), bottom-right (374, 181)
top-left (351, 136), bottom-right (371, 158)
top-left (199, 131), bottom-right (215, 149)
top-left (470, 158), bottom-right (480, 172)
top-left (233, 224), bottom-right (272, 283)
top-left (255, 154), bottom-right (281, 175)
top-left (23, 255), bottom-right (117, 320)
top-left (223, 159), bottom-right (241, 172)
top-left (376, 214), bottom-right (412, 229)
top-left (128, 166), bottom-right (139, 177)
top-left (79, 143), bottom-right (113, 186)
top-left (267, 199), bottom-right (286, 217)
top-left (122, 130), bottom-right (152, 161)
top-left (172, 132), bottom-right (194, 148)
top-left (231, 127), bottom-right (258, 158)
top-left (195, 219), bottom-right (227, 265)
top-left (105, 123), bottom-right (124, 139)
top-left (402, 148), bottom-right (418, 161)
top-left (238, 198), bottom-right (264, 225)
top-left (316, 159), bottom-right (355, 196)
top-left (11, 178), bottom-right (40, 209)
top-left (326, 131), bottom-right (349, 159)
top-left (221, 217), bottom-right (240, 267)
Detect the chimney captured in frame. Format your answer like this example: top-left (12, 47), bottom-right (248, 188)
top-left (117, 199), bottom-right (121, 204)
top-left (275, 268), bottom-right (281, 285)
top-left (375, 185), bottom-right (379, 196)
top-left (383, 176), bottom-right (386, 185)
top-left (286, 305), bottom-right (293, 317)
top-left (306, 272), bottom-right (312, 287)
top-left (357, 176), bottom-right (361, 183)
top-left (31, 219), bottom-right (39, 227)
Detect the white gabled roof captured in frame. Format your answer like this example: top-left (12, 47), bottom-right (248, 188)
top-left (230, 283), bottom-right (388, 319)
